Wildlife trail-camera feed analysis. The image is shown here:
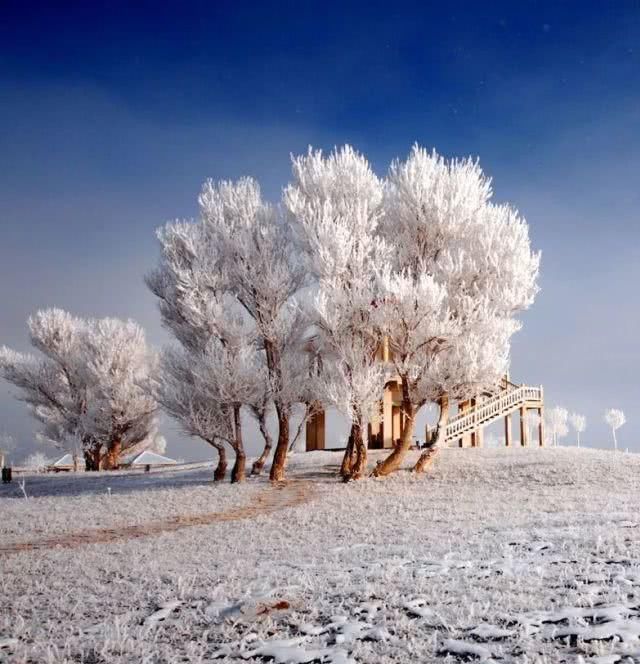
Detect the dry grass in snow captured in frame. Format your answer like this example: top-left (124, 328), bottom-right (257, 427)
top-left (2, 447), bottom-right (640, 663)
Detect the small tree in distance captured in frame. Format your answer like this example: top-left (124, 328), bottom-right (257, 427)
top-left (569, 413), bottom-right (586, 447)
top-left (527, 412), bottom-right (541, 443)
top-left (604, 408), bottom-right (626, 451)
top-left (0, 432), bottom-right (15, 468)
top-left (546, 406), bottom-right (569, 446)
top-left (23, 452), bottom-right (50, 473)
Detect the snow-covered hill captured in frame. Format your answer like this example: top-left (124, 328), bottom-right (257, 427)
top-left (2, 447), bottom-right (640, 662)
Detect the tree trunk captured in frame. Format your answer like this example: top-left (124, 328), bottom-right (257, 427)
top-left (340, 427), bottom-right (356, 479)
top-left (372, 377), bottom-right (418, 477)
top-left (413, 394), bottom-right (449, 473)
top-left (413, 445), bottom-right (440, 473)
top-left (83, 436), bottom-right (99, 471)
top-left (104, 439), bottom-right (122, 470)
top-left (269, 404), bottom-right (290, 482)
top-left (346, 418), bottom-right (368, 481)
top-left (92, 444), bottom-right (102, 471)
top-left (251, 411), bottom-right (273, 476)
top-left (212, 442), bottom-right (228, 481)
top-left (372, 406), bottom-right (416, 477)
top-left (231, 404), bottom-right (246, 483)
top-left (83, 450), bottom-right (94, 471)
top-left (232, 448), bottom-right (246, 483)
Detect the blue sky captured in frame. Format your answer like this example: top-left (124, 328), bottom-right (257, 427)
top-left (1, 1), bottom-right (639, 459)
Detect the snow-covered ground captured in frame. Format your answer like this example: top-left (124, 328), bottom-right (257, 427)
top-left (2, 447), bottom-right (640, 663)
top-left (0, 465), bottom-right (264, 545)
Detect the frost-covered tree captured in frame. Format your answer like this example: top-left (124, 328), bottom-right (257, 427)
top-left (285, 146), bottom-right (387, 479)
top-left (411, 322), bottom-right (516, 472)
top-left (0, 432), bottom-right (14, 468)
top-left (0, 310), bottom-right (88, 461)
top-left (81, 318), bottom-right (158, 469)
top-left (148, 192), bottom-right (308, 481)
top-left (247, 381), bottom-right (273, 477)
top-left (604, 408), bottom-right (626, 451)
top-left (151, 337), bottom-right (259, 482)
top-left (147, 224), bottom-right (240, 481)
top-left (546, 406), bottom-right (569, 447)
top-left (315, 336), bottom-right (386, 479)
top-left (199, 178), bottom-right (309, 481)
top-left (23, 451), bottom-right (50, 473)
top-left (199, 338), bottom-right (264, 481)
top-left (373, 146), bottom-right (539, 476)
top-left (569, 413), bottom-right (586, 447)
top-left (0, 309), bottom-right (158, 470)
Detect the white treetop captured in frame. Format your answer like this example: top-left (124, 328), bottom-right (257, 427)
top-left (0, 309), bottom-right (158, 470)
top-left (569, 412), bottom-right (586, 447)
top-left (546, 406), bottom-right (569, 446)
top-left (604, 408), bottom-right (626, 450)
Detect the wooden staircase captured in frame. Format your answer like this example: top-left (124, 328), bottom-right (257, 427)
top-left (444, 382), bottom-right (544, 446)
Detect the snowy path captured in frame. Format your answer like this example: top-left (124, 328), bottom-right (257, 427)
top-left (0, 479), bottom-right (315, 555)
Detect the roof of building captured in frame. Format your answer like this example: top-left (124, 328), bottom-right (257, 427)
top-left (51, 453), bottom-right (77, 467)
top-left (122, 450), bottom-right (177, 466)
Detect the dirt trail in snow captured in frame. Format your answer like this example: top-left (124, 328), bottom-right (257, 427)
top-left (0, 479), bottom-right (315, 555)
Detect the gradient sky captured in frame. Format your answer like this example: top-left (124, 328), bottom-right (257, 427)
top-left (1, 1), bottom-right (639, 461)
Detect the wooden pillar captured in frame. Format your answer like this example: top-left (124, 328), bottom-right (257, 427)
top-left (538, 407), bottom-right (544, 447)
top-left (520, 407), bottom-right (529, 447)
top-left (368, 403), bottom-right (382, 449)
top-left (472, 428), bottom-right (484, 448)
top-left (504, 413), bottom-right (512, 447)
top-left (382, 384), bottom-right (394, 448)
top-left (305, 408), bottom-right (325, 451)
top-left (392, 406), bottom-right (402, 445)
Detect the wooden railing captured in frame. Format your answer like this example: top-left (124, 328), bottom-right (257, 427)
top-left (444, 384), bottom-right (543, 442)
